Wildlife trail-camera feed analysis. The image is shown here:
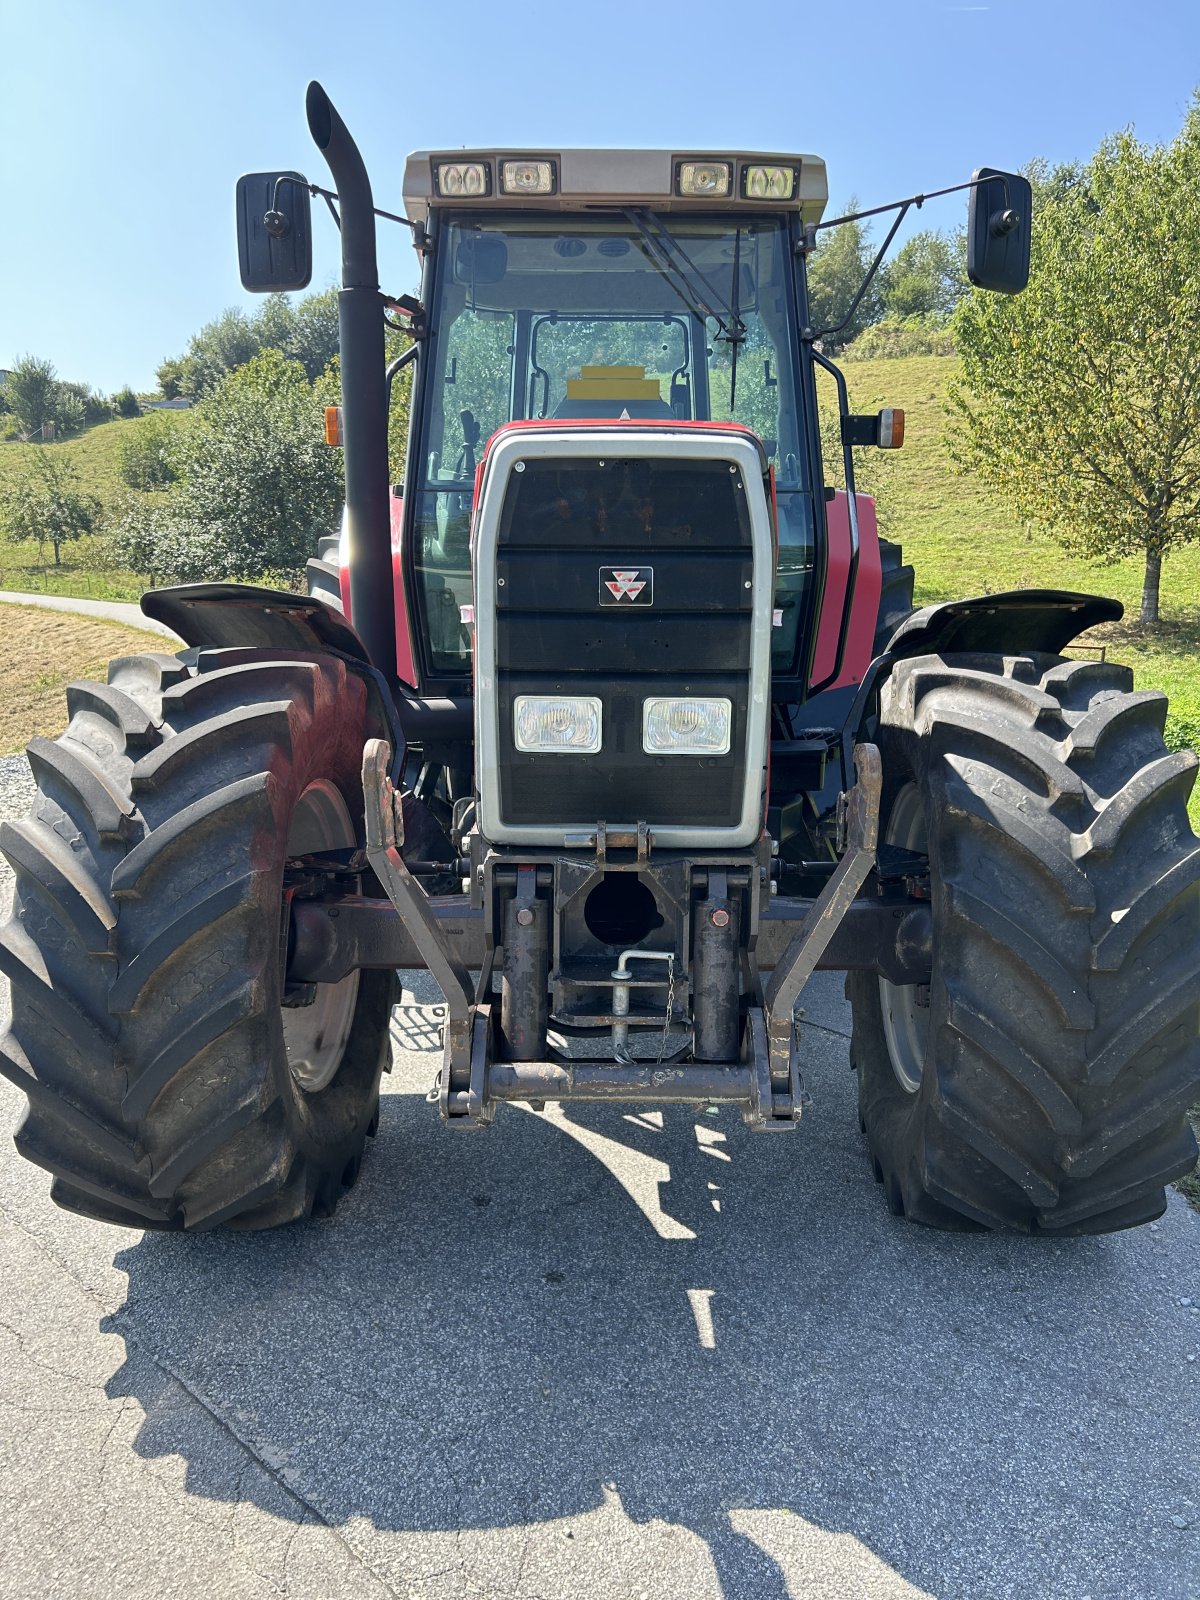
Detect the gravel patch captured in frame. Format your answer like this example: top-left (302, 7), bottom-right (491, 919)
top-left (0, 754), bottom-right (34, 905)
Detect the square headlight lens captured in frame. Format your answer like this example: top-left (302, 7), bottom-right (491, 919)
top-left (500, 159), bottom-right (555, 195)
top-left (514, 696), bottom-right (602, 754)
top-left (643, 698), bottom-right (732, 755)
top-left (676, 160), bottom-right (732, 198)
top-left (435, 161), bottom-right (490, 198)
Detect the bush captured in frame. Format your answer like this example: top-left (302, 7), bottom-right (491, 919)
top-left (111, 349), bottom-right (341, 585)
top-left (111, 387), bottom-right (141, 419)
top-left (841, 314), bottom-right (957, 362)
top-left (116, 412), bottom-right (181, 491)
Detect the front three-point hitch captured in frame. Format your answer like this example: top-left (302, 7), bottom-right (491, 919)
top-left (355, 739), bottom-right (883, 1132)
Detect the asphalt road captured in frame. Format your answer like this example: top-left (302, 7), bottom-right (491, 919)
top-left (0, 590), bottom-right (181, 640)
top-left (0, 757), bottom-right (1197, 1600)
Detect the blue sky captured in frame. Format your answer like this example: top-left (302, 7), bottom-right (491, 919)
top-left (2, 0), bottom-right (1198, 394)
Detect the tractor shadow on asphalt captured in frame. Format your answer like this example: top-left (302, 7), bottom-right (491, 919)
top-left (100, 974), bottom-right (1192, 1599)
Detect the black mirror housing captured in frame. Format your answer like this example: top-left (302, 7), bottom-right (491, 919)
top-left (236, 171), bottom-right (313, 293)
top-left (967, 168), bottom-right (1032, 295)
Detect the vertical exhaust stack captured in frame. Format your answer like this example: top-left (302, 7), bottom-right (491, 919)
top-left (306, 81), bottom-right (396, 675)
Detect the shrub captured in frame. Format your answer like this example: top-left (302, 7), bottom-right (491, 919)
top-left (841, 314), bottom-right (957, 362)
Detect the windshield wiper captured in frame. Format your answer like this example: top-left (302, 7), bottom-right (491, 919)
top-left (624, 208), bottom-right (747, 349)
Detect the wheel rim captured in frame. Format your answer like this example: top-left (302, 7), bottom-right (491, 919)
top-left (283, 782), bottom-right (361, 1094)
top-left (878, 782), bottom-right (930, 1094)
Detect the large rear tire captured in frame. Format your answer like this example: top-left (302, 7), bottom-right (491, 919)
top-left (848, 652), bottom-right (1200, 1234)
top-left (0, 649), bottom-right (396, 1231)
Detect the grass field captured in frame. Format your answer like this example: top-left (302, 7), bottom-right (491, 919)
top-left (0, 606), bottom-right (167, 755)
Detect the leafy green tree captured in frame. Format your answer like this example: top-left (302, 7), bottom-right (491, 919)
top-left (805, 199), bottom-right (884, 352)
top-left (116, 412), bottom-right (182, 491)
top-left (111, 387), bottom-right (141, 419)
top-left (157, 287), bottom-right (344, 402)
top-left (5, 355), bottom-right (58, 436)
top-left (880, 229), bottom-right (964, 320)
top-left (113, 349), bottom-right (341, 583)
top-left (951, 106), bottom-right (1200, 624)
top-left (156, 355), bottom-right (194, 401)
top-left (184, 308), bottom-right (262, 397)
top-left (0, 450), bottom-right (100, 563)
top-left (50, 387), bottom-right (86, 437)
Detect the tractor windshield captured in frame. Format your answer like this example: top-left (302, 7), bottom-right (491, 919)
top-left (412, 214), bottom-right (813, 677)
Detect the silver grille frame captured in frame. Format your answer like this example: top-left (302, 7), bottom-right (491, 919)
top-left (472, 426), bottom-right (775, 848)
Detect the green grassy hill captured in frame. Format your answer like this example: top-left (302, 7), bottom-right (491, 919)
top-left (0, 411), bottom-right (188, 599)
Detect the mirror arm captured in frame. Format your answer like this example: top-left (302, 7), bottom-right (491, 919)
top-left (804, 201), bottom-right (910, 345)
top-left (808, 171), bottom-right (1012, 238)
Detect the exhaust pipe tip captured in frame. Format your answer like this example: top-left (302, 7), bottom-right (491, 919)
top-left (305, 81), bottom-right (333, 151)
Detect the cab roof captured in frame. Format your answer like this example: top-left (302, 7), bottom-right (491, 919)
top-left (402, 149), bottom-right (828, 227)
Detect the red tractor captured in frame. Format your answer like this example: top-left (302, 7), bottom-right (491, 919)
top-left (3, 85), bottom-right (1196, 1234)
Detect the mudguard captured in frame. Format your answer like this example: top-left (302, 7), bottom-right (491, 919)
top-left (882, 588), bottom-right (1122, 659)
top-left (834, 588), bottom-right (1124, 796)
top-left (141, 582), bottom-right (406, 772)
top-left (142, 583), bottom-right (372, 663)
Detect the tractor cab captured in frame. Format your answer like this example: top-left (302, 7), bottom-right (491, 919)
top-left (399, 150), bottom-right (831, 693)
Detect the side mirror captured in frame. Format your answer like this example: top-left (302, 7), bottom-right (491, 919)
top-left (967, 168), bottom-right (1032, 294)
top-left (236, 171), bottom-right (313, 293)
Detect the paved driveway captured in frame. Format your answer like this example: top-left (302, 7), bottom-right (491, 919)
top-left (0, 759), bottom-right (1197, 1599)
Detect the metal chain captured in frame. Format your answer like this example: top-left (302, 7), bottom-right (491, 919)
top-left (657, 956), bottom-right (675, 1065)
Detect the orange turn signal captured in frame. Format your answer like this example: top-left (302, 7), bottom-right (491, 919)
top-left (324, 405), bottom-right (343, 446)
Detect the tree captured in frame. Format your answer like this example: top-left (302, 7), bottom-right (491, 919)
top-left (111, 387), bottom-right (141, 419)
top-left (951, 107), bottom-right (1200, 624)
top-left (805, 199), bottom-right (884, 352)
top-left (880, 229), bottom-right (964, 321)
top-left (5, 355), bottom-right (58, 436)
top-left (156, 355), bottom-right (194, 401)
top-left (112, 348), bottom-right (342, 583)
top-left (116, 411), bottom-right (182, 490)
top-left (156, 287), bottom-right (343, 402)
top-left (0, 450), bottom-right (100, 564)
top-left (184, 308), bottom-right (263, 397)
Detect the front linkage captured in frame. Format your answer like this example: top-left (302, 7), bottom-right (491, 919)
top-left (360, 736), bottom-right (882, 1132)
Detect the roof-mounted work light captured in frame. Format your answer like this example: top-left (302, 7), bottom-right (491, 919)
top-left (676, 160), bottom-right (732, 198)
top-left (435, 161), bottom-right (490, 198)
top-left (500, 159), bottom-right (556, 195)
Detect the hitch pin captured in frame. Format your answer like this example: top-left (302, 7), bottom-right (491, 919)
top-left (612, 949), bottom-right (674, 1062)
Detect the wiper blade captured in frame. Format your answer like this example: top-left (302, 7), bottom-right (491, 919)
top-left (624, 208), bottom-right (747, 346)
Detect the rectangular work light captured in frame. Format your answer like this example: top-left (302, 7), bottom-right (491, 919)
top-left (500, 159), bottom-right (556, 195)
top-left (642, 698), bottom-right (732, 755)
top-left (435, 161), bottom-right (491, 198)
top-left (514, 696), bottom-right (602, 754)
top-left (742, 163), bottom-right (798, 201)
top-left (676, 160), bottom-right (732, 198)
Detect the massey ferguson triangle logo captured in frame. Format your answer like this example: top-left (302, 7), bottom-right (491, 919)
top-left (599, 566), bottom-right (654, 606)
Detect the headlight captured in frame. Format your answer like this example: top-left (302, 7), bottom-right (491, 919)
top-left (514, 696), bottom-right (602, 754)
top-left (643, 698), bottom-right (732, 755)
top-left (435, 161), bottom-right (490, 198)
top-left (742, 163), bottom-right (798, 201)
top-left (676, 160), bottom-right (732, 198)
top-left (500, 159), bottom-right (555, 195)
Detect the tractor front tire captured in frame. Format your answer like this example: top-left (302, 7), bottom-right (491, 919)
top-left (848, 652), bottom-right (1200, 1234)
top-left (0, 650), bottom-right (395, 1231)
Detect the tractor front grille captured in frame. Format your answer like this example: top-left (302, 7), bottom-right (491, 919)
top-left (474, 430), bottom-right (774, 847)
